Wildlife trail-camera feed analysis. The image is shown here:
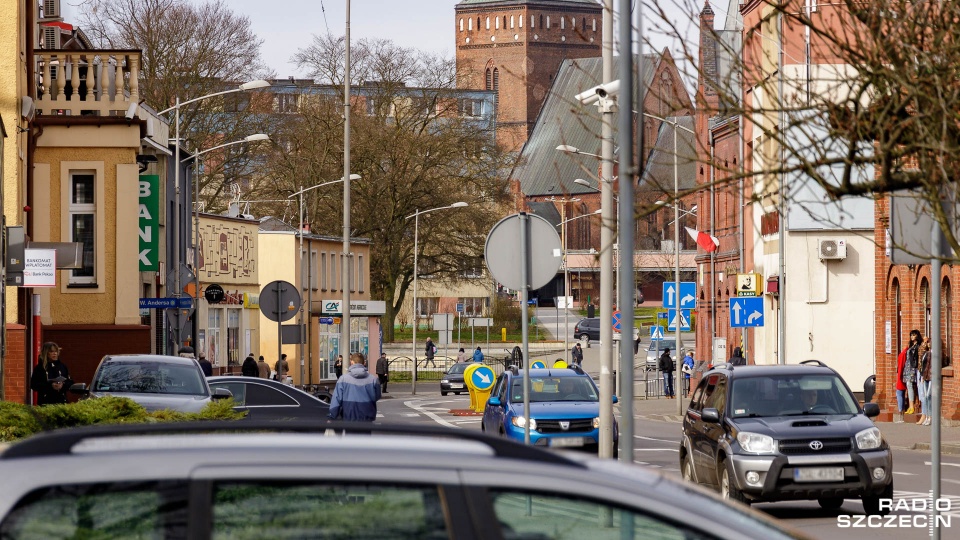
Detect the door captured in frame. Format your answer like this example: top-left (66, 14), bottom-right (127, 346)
top-left (699, 375), bottom-right (727, 487)
top-left (482, 374), bottom-right (508, 434)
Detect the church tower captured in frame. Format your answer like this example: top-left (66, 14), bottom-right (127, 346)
top-left (455, 0), bottom-right (603, 151)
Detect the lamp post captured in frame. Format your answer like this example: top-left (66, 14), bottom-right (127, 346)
top-left (549, 197), bottom-right (582, 360)
top-left (573, 178), bottom-right (621, 312)
top-left (190, 134), bottom-right (269, 364)
top-left (406, 202), bottom-right (469, 395)
top-left (159, 78), bottom-right (270, 353)
top-left (288, 174), bottom-right (362, 384)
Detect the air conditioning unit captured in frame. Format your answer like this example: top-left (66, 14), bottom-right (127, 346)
top-left (818, 238), bottom-right (847, 260)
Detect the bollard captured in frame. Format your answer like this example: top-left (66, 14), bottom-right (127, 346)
top-left (501, 327), bottom-right (507, 341)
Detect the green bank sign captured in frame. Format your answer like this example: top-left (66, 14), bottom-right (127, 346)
top-left (139, 174), bottom-right (159, 270)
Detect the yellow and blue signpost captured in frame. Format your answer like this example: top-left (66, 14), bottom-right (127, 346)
top-left (465, 364), bottom-right (496, 412)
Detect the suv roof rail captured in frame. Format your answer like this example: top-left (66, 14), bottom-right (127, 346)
top-left (712, 362), bottom-right (734, 371)
top-left (1, 420), bottom-right (586, 467)
top-left (799, 360), bottom-right (829, 367)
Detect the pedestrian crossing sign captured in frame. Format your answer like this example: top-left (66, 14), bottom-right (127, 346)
top-left (650, 325), bottom-right (665, 340)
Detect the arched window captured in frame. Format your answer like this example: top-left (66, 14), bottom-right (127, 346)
top-left (492, 68), bottom-right (499, 93)
top-left (893, 278), bottom-right (902, 353)
top-left (477, 17), bottom-right (481, 29)
top-left (572, 17), bottom-right (576, 30)
top-left (519, 14), bottom-right (523, 28)
top-left (511, 15), bottom-right (515, 28)
top-left (561, 17), bottom-right (565, 30)
top-left (459, 19), bottom-right (464, 32)
top-left (945, 279), bottom-right (953, 364)
top-left (468, 18), bottom-right (473, 31)
top-left (547, 16), bottom-right (551, 29)
top-left (921, 278), bottom-right (931, 337)
top-left (486, 17), bottom-right (490, 30)
top-left (592, 19), bottom-right (597, 32)
top-left (495, 16), bottom-right (499, 29)
top-left (485, 68), bottom-right (492, 90)
top-left (503, 16), bottom-right (507, 28)
top-left (531, 15), bottom-right (535, 28)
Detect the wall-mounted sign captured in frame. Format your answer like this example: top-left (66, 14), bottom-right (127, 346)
top-left (736, 273), bottom-right (762, 297)
top-left (204, 283), bottom-right (225, 303)
top-left (243, 292), bottom-right (260, 309)
top-left (320, 300), bottom-right (386, 316)
top-left (138, 174), bottom-right (159, 271)
top-left (24, 248), bottom-right (56, 287)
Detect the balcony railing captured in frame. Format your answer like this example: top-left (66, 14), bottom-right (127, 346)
top-left (34, 49), bottom-right (140, 116)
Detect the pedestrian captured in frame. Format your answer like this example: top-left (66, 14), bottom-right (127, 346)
top-left (917, 338), bottom-right (932, 426)
top-left (275, 354), bottom-right (290, 381)
top-left (473, 347), bottom-right (484, 363)
top-left (334, 355), bottom-right (344, 378)
top-left (197, 352), bottom-right (213, 377)
top-left (457, 348), bottom-right (467, 363)
top-left (257, 355), bottom-right (270, 379)
top-left (729, 347), bottom-right (746, 366)
top-left (659, 347), bottom-right (675, 398)
top-left (375, 352), bottom-right (390, 393)
top-left (424, 337), bottom-right (437, 368)
top-left (682, 349), bottom-right (695, 395)
top-left (30, 342), bottom-right (72, 406)
top-left (571, 342), bottom-right (584, 367)
top-left (903, 329), bottom-right (922, 415)
top-left (241, 354), bottom-right (259, 377)
top-left (895, 342), bottom-right (908, 423)
top-left (328, 352), bottom-right (381, 421)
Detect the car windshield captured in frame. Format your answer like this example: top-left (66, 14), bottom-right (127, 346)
top-left (729, 374), bottom-right (859, 418)
top-left (509, 377), bottom-right (599, 403)
top-left (448, 363), bottom-right (469, 375)
top-left (94, 361), bottom-right (207, 396)
top-left (648, 340), bottom-right (676, 352)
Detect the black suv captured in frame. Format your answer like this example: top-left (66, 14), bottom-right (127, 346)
top-left (573, 317), bottom-right (600, 343)
top-left (679, 361), bottom-right (893, 515)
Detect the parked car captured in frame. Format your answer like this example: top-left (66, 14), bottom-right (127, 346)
top-left (0, 421), bottom-right (809, 540)
top-left (679, 360), bottom-right (893, 515)
top-left (573, 317), bottom-right (600, 343)
top-left (440, 362), bottom-right (472, 395)
top-left (71, 354), bottom-right (232, 413)
top-left (207, 376), bottom-right (330, 420)
top-left (481, 366), bottom-right (619, 455)
top-left (645, 339), bottom-right (677, 371)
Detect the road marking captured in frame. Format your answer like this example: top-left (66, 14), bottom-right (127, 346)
top-left (892, 471), bottom-right (916, 476)
top-left (633, 448), bottom-right (679, 452)
top-left (403, 413), bottom-right (420, 417)
top-left (635, 435), bottom-right (678, 444)
top-left (403, 400), bottom-right (459, 428)
top-left (943, 479), bottom-right (960, 486)
top-left (924, 461), bottom-right (960, 469)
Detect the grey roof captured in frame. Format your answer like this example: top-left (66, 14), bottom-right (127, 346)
top-left (638, 116), bottom-right (698, 194)
top-left (458, 0), bottom-right (600, 6)
top-left (527, 201), bottom-right (562, 228)
top-left (514, 55), bottom-right (660, 197)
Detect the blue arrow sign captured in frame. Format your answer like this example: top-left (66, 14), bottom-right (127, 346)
top-left (650, 325), bottom-right (665, 340)
top-left (470, 365), bottom-right (496, 391)
top-left (729, 297), bottom-right (765, 327)
top-left (530, 360), bottom-right (546, 369)
top-left (662, 282), bottom-right (697, 309)
top-left (666, 309), bottom-right (691, 331)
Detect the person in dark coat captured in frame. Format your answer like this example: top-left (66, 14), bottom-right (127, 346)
top-left (424, 338), bottom-right (437, 368)
top-left (197, 352), bottom-right (213, 377)
top-left (729, 347), bottom-right (746, 366)
top-left (30, 342), bottom-right (72, 406)
top-left (571, 342), bottom-right (584, 367)
top-left (328, 352), bottom-right (381, 421)
top-left (375, 353), bottom-right (389, 393)
top-left (241, 354), bottom-right (259, 377)
top-left (334, 355), bottom-right (344, 378)
top-left (658, 348), bottom-right (675, 398)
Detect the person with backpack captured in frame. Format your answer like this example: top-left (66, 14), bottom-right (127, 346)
top-left (473, 347), bottom-right (484, 363)
top-left (425, 337), bottom-right (438, 368)
top-left (659, 348), bottom-right (675, 399)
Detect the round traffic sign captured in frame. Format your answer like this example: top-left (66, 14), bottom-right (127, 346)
top-left (484, 213), bottom-right (562, 290)
top-left (468, 365), bottom-right (496, 392)
top-left (259, 280), bottom-right (301, 322)
top-left (553, 359), bottom-right (568, 369)
top-left (530, 360), bottom-right (546, 369)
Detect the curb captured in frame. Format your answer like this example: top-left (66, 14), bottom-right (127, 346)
top-left (911, 442), bottom-right (960, 455)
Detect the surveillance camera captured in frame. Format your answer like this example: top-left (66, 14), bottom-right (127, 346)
top-left (574, 79), bottom-right (621, 105)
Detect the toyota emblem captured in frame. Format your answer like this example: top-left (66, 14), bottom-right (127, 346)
top-left (559, 421), bottom-right (570, 431)
top-left (809, 440), bottom-right (824, 451)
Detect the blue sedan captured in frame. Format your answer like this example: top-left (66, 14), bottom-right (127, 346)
top-left (481, 366), bottom-right (618, 454)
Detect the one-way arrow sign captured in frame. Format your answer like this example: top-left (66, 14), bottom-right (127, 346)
top-left (662, 282), bottom-right (697, 309)
top-left (730, 297), bottom-right (764, 327)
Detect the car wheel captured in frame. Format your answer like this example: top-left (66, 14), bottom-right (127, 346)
top-left (578, 334), bottom-right (590, 344)
top-left (441, 391), bottom-right (448, 396)
top-left (681, 454), bottom-right (696, 484)
top-left (720, 460), bottom-right (750, 505)
top-left (862, 483), bottom-right (893, 516)
top-left (818, 497), bottom-right (844, 510)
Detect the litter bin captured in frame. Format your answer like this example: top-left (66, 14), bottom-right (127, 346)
top-left (587, 304), bottom-right (595, 318)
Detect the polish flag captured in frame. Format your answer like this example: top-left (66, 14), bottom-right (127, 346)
top-left (685, 227), bottom-right (719, 253)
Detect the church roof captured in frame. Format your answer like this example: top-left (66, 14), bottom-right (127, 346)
top-left (457, 0), bottom-right (601, 7)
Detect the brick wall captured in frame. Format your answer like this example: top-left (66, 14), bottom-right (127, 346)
top-left (43, 325), bottom-right (151, 389)
top-left (3, 324), bottom-right (27, 403)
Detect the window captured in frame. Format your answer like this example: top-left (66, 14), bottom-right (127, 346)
top-left (459, 18), bottom-right (464, 31)
top-left (331, 252), bottom-right (338, 291)
top-left (702, 375), bottom-right (727, 416)
top-left (468, 18), bottom-right (472, 31)
top-left (358, 254), bottom-right (364, 293)
top-left (921, 278), bottom-right (930, 337)
top-left (211, 382), bottom-right (246, 404)
top-left (69, 173), bottom-right (96, 284)
top-left (460, 297), bottom-right (487, 317)
top-left (519, 13), bottom-right (523, 27)
top-left (0, 482), bottom-right (188, 538)
top-left (245, 384), bottom-right (298, 406)
top-left (510, 15), bottom-right (515, 28)
top-left (492, 68), bottom-right (499, 92)
top-left (489, 490), bottom-right (713, 539)
top-left (226, 308), bottom-right (240, 367)
top-left (486, 17), bottom-right (490, 30)
top-left (893, 278), bottom-right (902, 353)
top-left (495, 16), bottom-right (499, 29)
top-left (207, 309), bottom-right (222, 366)
top-left (461, 98), bottom-right (483, 117)
top-left (321, 252), bottom-right (327, 291)
top-left (531, 15), bottom-right (535, 28)
top-left (211, 483), bottom-right (448, 538)
top-left (349, 253), bottom-right (355, 293)
top-left (593, 18), bottom-right (597, 32)
top-left (275, 93), bottom-right (298, 113)
top-left (310, 250), bottom-right (318, 290)
top-left (945, 280), bottom-right (952, 363)
top-left (416, 297), bottom-right (439, 318)
top-left (546, 16), bottom-right (551, 29)
top-left (485, 68), bottom-right (492, 90)
top-left (461, 257), bottom-right (484, 278)
top-left (561, 16), bottom-right (565, 30)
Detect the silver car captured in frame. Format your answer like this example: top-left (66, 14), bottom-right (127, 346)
top-left (645, 339), bottom-right (677, 371)
top-left (72, 354), bottom-right (231, 413)
top-left (0, 421), bottom-right (809, 539)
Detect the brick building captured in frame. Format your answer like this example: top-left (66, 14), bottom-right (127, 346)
top-left (455, 0), bottom-right (603, 151)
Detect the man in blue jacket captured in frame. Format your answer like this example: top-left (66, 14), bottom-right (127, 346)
top-left (328, 352), bottom-right (381, 421)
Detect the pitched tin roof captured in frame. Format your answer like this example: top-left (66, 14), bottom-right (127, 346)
top-left (638, 116), bottom-right (698, 194)
top-left (458, 0), bottom-right (600, 6)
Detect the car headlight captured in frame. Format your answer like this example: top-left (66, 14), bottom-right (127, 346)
top-left (593, 417), bottom-right (600, 429)
top-left (736, 432), bottom-right (776, 454)
top-left (441, 379), bottom-right (450, 384)
top-left (511, 416), bottom-right (537, 430)
top-left (856, 427), bottom-right (883, 450)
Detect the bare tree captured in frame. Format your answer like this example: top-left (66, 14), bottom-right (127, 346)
top-left (253, 36), bottom-right (515, 341)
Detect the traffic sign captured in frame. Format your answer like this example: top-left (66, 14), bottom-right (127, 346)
top-left (650, 325), bottom-right (665, 340)
top-left (612, 310), bottom-right (622, 332)
top-left (319, 317), bottom-right (334, 325)
top-left (662, 282), bottom-right (697, 309)
top-left (666, 309), bottom-right (691, 331)
top-left (456, 302), bottom-right (464, 313)
top-left (730, 297), bottom-right (765, 327)
top-left (530, 360), bottom-right (546, 369)
top-left (468, 364), bottom-right (496, 392)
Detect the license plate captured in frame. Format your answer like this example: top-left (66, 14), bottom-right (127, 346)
top-left (549, 437), bottom-right (585, 447)
top-left (449, 383), bottom-right (464, 389)
top-left (794, 467), bottom-right (844, 482)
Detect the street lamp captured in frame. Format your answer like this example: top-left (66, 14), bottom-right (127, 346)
top-left (556, 145), bottom-right (602, 160)
top-left (159, 78), bottom-right (270, 352)
top-left (655, 199), bottom-right (697, 414)
top-left (406, 202), bottom-right (469, 395)
top-left (190, 134), bottom-right (270, 364)
top-left (288, 174), bottom-right (362, 384)
top-left (557, 208), bottom-right (601, 352)
top-left (573, 178), bottom-right (621, 315)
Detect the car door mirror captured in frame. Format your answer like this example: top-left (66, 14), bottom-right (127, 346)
top-left (69, 383), bottom-right (88, 395)
top-left (212, 387), bottom-right (233, 400)
top-left (863, 402), bottom-right (880, 418)
top-left (612, 395), bottom-right (619, 404)
top-left (488, 396), bottom-right (501, 407)
top-left (701, 407), bottom-right (720, 423)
